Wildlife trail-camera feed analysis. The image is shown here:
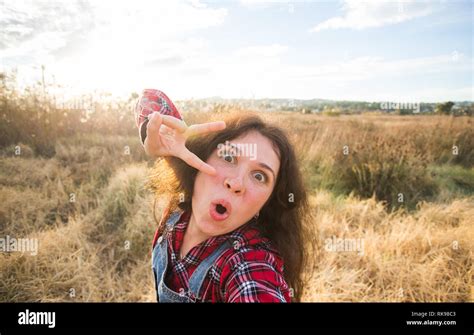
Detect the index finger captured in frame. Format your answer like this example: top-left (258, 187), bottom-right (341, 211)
top-left (177, 147), bottom-right (217, 176)
top-left (186, 121), bottom-right (226, 138)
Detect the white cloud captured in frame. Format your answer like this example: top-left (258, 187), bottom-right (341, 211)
top-left (0, 0), bottom-right (95, 62)
top-left (310, 0), bottom-right (438, 33)
top-left (0, 0), bottom-right (228, 95)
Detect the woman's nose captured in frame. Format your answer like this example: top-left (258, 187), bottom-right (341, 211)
top-left (224, 177), bottom-right (244, 195)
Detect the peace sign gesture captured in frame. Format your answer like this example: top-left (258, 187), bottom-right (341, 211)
top-left (144, 112), bottom-right (226, 175)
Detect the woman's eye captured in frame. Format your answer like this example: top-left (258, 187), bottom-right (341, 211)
top-left (253, 172), bottom-right (267, 183)
top-left (222, 153), bottom-right (236, 164)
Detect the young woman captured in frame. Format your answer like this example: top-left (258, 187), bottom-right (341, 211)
top-left (135, 89), bottom-right (313, 302)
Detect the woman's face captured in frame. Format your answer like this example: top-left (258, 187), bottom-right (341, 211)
top-left (191, 131), bottom-right (281, 237)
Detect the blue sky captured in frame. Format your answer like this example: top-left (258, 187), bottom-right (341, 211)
top-left (1, 0), bottom-right (472, 102)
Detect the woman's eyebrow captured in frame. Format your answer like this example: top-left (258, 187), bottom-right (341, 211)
top-left (257, 162), bottom-right (276, 180)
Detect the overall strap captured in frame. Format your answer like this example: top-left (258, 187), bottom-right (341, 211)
top-left (161, 208), bottom-right (184, 241)
top-left (152, 208), bottom-right (184, 249)
top-left (165, 209), bottom-right (184, 229)
top-left (152, 209), bottom-right (190, 302)
top-left (188, 240), bottom-right (232, 300)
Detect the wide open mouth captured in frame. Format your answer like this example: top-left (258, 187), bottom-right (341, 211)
top-left (211, 199), bottom-right (232, 217)
top-left (216, 203), bottom-right (227, 214)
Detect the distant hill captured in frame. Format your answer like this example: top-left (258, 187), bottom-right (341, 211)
top-left (177, 97), bottom-right (473, 115)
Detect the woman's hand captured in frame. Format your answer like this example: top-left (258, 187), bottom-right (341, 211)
top-left (144, 112), bottom-right (226, 175)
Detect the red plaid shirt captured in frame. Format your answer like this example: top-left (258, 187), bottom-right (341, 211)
top-left (152, 209), bottom-right (291, 302)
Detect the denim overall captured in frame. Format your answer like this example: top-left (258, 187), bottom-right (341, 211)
top-left (151, 210), bottom-right (231, 302)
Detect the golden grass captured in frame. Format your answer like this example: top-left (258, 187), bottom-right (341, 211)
top-left (0, 113), bottom-right (473, 302)
top-left (303, 191), bottom-right (473, 302)
top-left (0, 164), bottom-right (157, 302)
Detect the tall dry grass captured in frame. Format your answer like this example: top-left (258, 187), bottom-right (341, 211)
top-left (0, 164), bottom-right (158, 301)
top-left (0, 110), bottom-right (473, 302)
top-left (283, 114), bottom-right (473, 209)
top-left (303, 191), bottom-right (473, 302)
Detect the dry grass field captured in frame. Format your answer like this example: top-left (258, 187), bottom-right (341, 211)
top-left (1, 106), bottom-right (473, 302)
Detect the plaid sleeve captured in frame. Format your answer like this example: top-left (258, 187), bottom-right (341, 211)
top-left (221, 249), bottom-right (291, 303)
top-left (134, 89), bottom-right (183, 144)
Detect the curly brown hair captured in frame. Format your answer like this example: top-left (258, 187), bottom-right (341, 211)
top-left (147, 112), bottom-right (314, 301)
